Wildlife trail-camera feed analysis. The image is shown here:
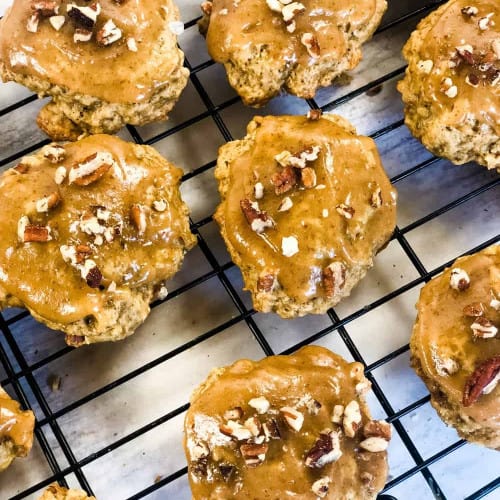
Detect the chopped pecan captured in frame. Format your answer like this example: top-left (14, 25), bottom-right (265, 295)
top-left (201, 0), bottom-right (213, 15)
top-left (218, 463), bottom-right (234, 481)
top-left (244, 416), bottom-right (262, 436)
top-left (36, 191), bottom-right (61, 213)
top-left (277, 196), bottom-right (293, 212)
top-left (305, 430), bottom-right (342, 468)
top-left (280, 406), bottom-right (304, 431)
top-left (300, 167), bottom-right (317, 188)
top-left (240, 442), bottom-right (268, 459)
top-left (478, 14), bottom-right (493, 31)
top-left (257, 273), bottom-right (276, 293)
top-left (306, 398), bottom-right (322, 416)
top-left (223, 407), bottom-right (244, 420)
top-left (27, 12), bottom-right (40, 32)
top-left (336, 203), bottom-right (355, 219)
top-left (463, 356), bottom-right (500, 406)
top-left (130, 204), bottom-right (147, 234)
top-left (262, 418), bottom-right (281, 440)
top-left (126, 37), bottom-right (138, 52)
top-left (370, 187), bottom-right (383, 208)
top-left (75, 244), bottom-right (92, 264)
top-left (65, 334), bottom-right (85, 347)
top-left (23, 224), bottom-right (52, 242)
top-left (466, 73), bottom-right (480, 87)
top-left (363, 420), bottom-right (392, 441)
top-left (331, 404), bottom-right (344, 424)
top-left (69, 152), bottom-right (114, 185)
top-left (470, 317), bottom-right (498, 339)
top-left (461, 6), bottom-right (478, 17)
top-left (323, 261), bottom-right (346, 298)
top-left (96, 19), bottom-right (122, 46)
top-left (42, 143), bottom-right (66, 163)
top-left (301, 33), bottom-right (320, 58)
top-left (343, 400), bottom-right (361, 437)
top-left (271, 166), bottom-right (298, 195)
top-left (456, 45), bottom-right (474, 65)
top-left (449, 268), bottom-right (470, 291)
top-left (463, 302), bottom-right (484, 317)
top-left (359, 436), bottom-right (389, 452)
top-left (248, 396), bottom-right (270, 414)
top-left (307, 109), bottom-right (322, 121)
top-left (31, 1), bottom-right (59, 17)
top-left (311, 477), bottom-right (331, 498)
top-left (281, 2), bottom-right (305, 22)
top-left (240, 199), bottom-right (274, 233)
top-left (254, 182), bottom-right (264, 200)
top-left (281, 235), bottom-right (299, 257)
top-left (14, 163), bottom-right (29, 174)
top-left (74, 28), bottom-right (92, 42)
top-left (67, 2), bottom-right (101, 30)
top-left (219, 421), bottom-right (252, 441)
top-left (85, 264), bottom-right (103, 288)
top-left (49, 15), bottom-right (65, 30)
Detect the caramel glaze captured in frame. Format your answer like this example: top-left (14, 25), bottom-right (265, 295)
top-left (0, 135), bottom-right (196, 326)
top-left (418, 0), bottom-right (499, 134)
top-left (207, 0), bottom-right (378, 75)
top-left (0, 0), bottom-right (181, 103)
top-left (0, 386), bottom-right (35, 459)
top-left (216, 115), bottom-right (397, 305)
top-left (412, 246), bottom-right (499, 427)
top-left (185, 346), bottom-right (388, 499)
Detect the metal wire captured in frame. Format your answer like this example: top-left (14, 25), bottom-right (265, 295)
top-left (0, 1), bottom-right (498, 499)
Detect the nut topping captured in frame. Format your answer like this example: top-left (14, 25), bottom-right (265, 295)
top-left (74, 28), bottom-right (92, 43)
top-left (19, 218), bottom-right (52, 243)
top-left (254, 182), bottom-right (264, 200)
top-left (461, 6), bottom-right (478, 17)
top-left (416, 59), bottom-right (433, 74)
top-left (127, 37), bottom-right (138, 52)
top-left (323, 261), bottom-right (346, 298)
top-left (300, 167), bottom-right (317, 188)
top-left (130, 204), bottom-right (147, 234)
top-left (36, 191), bottom-right (61, 213)
top-left (463, 302), bottom-right (484, 317)
top-left (219, 420), bottom-right (253, 441)
top-left (223, 407), bottom-right (244, 420)
top-left (301, 33), bottom-right (320, 58)
top-left (49, 15), bottom-right (65, 31)
top-left (82, 260), bottom-right (103, 288)
top-left (152, 199), bottom-right (167, 212)
top-left (248, 396), bottom-right (270, 414)
top-left (281, 236), bottom-right (299, 257)
top-left (305, 430), bottom-right (342, 468)
top-left (244, 416), bottom-right (262, 437)
top-left (240, 442), bottom-right (269, 465)
top-left (343, 400), bottom-right (361, 437)
top-left (27, 13), bottom-right (40, 33)
top-left (240, 199), bottom-right (274, 233)
top-left (201, 1), bottom-right (213, 16)
top-left (307, 109), bottom-right (322, 121)
top-left (271, 166), bottom-right (298, 195)
top-left (42, 143), bottom-right (66, 163)
top-left (277, 196), bottom-right (293, 212)
top-left (31, 1), bottom-right (59, 17)
top-left (363, 420), bottom-right (392, 441)
top-left (262, 418), bottom-right (281, 440)
top-left (449, 268), bottom-right (470, 291)
top-left (67, 2), bottom-right (101, 31)
top-left (336, 203), bottom-right (355, 219)
top-left (168, 20), bottom-right (185, 35)
top-left (69, 152), bottom-right (114, 186)
top-left (13, 163), bottom-right (29, 174)
top-left (280, 406), bottom-right (304, 431)
top-left (331, 404), bottom-right (344, 424)
top-left (311, 476), bottom-right (331, 498)
top-left (306, 398), bottom-right (322, 416)
top-left (96, 19), bottom-right (122, 46)
top-left (370, 187), bottom-right (383, 208)
top-left (470, 317), bottom-right (498, 339)
top-left (281, 2), bottom-right (305, 22)
top-left (463, 356), bottom-right (500, 406)
top-left (257, 273), bottom-right (276, 293)
top-left (359, 436), bottom-right (389, 452)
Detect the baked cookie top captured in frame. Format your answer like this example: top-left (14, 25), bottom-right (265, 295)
top-left (401, 0), bottom-right (499, 135)
top-left (184, 345), bottom-right (391, 499)
top-left (0, 385), bottom-right (35, 471)
top-left (0, 0), bottom-right (184, 104)
top-left (0, 135), bottom-right (196, 345)
top-left (412, 245), bottom-right (499, 425)
top-left (202, 0), bottom-right (386, 105)
top-left (39, 483), bottom-right (95, 500)
top-left (214, 114), bottom-right (396, 315)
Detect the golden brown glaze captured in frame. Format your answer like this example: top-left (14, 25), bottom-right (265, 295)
top-left (0, 0), bottom-right (181, 104)
top-left (184, 346), bottom-right (389, 499)
top-left (402, 0), bottom-right (500, 133)
top-left (411, 245), bottom-right (500, 444)
top-left (207, 0), bottom-right (378, 69)
top-left (0, 135), bottom-right (196, 334)
top-left (0, 386), bottom-right (35, 470)
top-left (215, 114), bottom-right (397, 315)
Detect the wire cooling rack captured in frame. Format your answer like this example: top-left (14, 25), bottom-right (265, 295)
top-left (0, 0), bottom-right (499, 499)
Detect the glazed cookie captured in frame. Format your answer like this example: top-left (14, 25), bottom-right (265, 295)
top-left (0, 0), bottom-right (189, 140)
top-left (39, 484), bottom-right (95, 500)
top-left (199, 0), bottom-right (387, 106)
top-left (214, 113), bottom-right (397, 318)
top-left (0, 385), bottom-right (35, 472)
top-left (398, 0), bottom-right (500, 170)
top-left (184, 345), bottom-right (391, 499)
top-left (410, 245), bottom-right (500, 449)
top-left (0, 135), bottom-right (196, 346)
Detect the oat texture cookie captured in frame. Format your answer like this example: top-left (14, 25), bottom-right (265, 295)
top-left (0, 135), bottom-right (196, 346)
top-left (199, 0), bottom-right (387, 106)
top-left (0, 0), bottom-right (189, 140)
top-left (410, 245), bottom-right (500, 449)
top-left (39, 484), bottom-right (95, 500)
top-left (184, 345), bottom-right (391, 499)
top-left (214, 113), bottom-right (397, 318)
top-left (398, 0), bottom-right (500, 171)
top-left (0, 385), bottom-right (35, 472)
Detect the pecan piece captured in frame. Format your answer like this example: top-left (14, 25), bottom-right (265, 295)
top-left (223, 407), bottom-right (243, 420)
top-left (85, 264), bottom-right (103, 288)
top-left (463, 302), bottom-right (484, 317)
top-left (449, 267), bottom-right (470, 291)
top-left (248, 396), bottom-right (270, 414)
top-left (75, 244), bottom-right (92, 264)
top-left (323, 261), bottom-right (346, 298)
top-left (36, 191), bottom-right (61, 213)
top-left (280, 406), bottom-right (304, 431)
top-left (343, 400), bottom-right (361, 437)
top-left (130, 204), bottom-right (147, 234)
top-left (69, 152), bottom-right (114, 186)
top-left (301, 33), bottom-right (320, 58)
top-left (363, 420), bottom-right (392, 441)
top-left (305, 430), bottom-right (342, 468)
top-left (31, 1), bottom-right (59, 17)
top-left (470, 317), bottom-right (498, 339)
top-left (307, 109), bottom-right (322, 121)
top-left (67, 2), bottom-right (101, 30)
top-left (14, 163), bottom-right (29, 174)
top-left (336, 203), bottom-right (355, 219)
top-left (23, 224), bottom-right (52, 242)
top-left (311, 477), bottom-right (331, 498)
top-left (218, 463), bottom-right (234, 482)
top-left (300, 167), bottom-right (317, 188)
top-left (463, 356), bottom-right (500, 406)
top-left (240, 199), bottom-right (274, 233)
top-left (461, 6), bottom-right (478, 17)
top-left (257, 273), bottom-right (276, 293)
top-left (240, 442), bottom-right (268, 459)
top-left (271, 166), bottom-right (298, 195)
top-left (96, 19), bottom-right (122, 46)
top-left (262, 418), bottom-right (281, 440)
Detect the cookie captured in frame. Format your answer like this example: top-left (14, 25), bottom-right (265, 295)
top-left (397, 0), bottom-right (500, 171)
top-left (184, 345), bottom-right (391, 499)
top-left (39, 484), bottom-right (95, 500)
top-left (0, 385), bottom-right (35, 472)
top-left (214, 113), bottom-right (397, 318)
top-left (0, 1), bottom-right (189, 140)
top-left (410, 245), bottom-right (500, 449)
top-left (199, 0), bottom-right (387, 106)
top-left (0, 135), bottom-right (196, 346)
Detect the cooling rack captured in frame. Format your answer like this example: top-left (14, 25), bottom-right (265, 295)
top-left (0, 0), bottom-right (499, 498)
